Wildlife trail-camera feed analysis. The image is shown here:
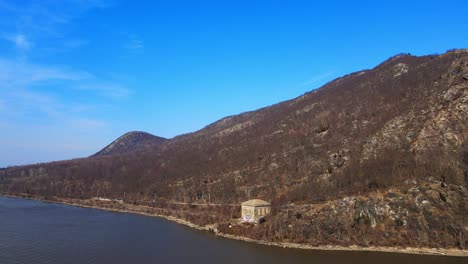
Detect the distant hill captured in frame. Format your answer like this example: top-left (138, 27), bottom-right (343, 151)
top-left (92, 131), bottom-right (167, 157)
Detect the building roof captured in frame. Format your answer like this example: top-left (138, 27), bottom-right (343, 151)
top-left (241, 199), bottom-right (271, 207)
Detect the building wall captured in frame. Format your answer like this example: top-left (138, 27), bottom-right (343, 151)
top-left (241, 205), bottom-right (271, 223)
top-left (241, 205), bottom-right (255, 222)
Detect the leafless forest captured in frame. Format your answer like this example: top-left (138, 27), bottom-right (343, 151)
top-left (1, 49), bottom-right (467, 249)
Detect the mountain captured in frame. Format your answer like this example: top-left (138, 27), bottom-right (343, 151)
top-left (1, 48), bottom-right (467, 205)
top-left (92, 131), bottom-right (167, 157)
top-left (1, 49), bottom-right (467, 250)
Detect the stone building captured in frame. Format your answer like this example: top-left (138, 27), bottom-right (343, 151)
top-left (241, 199), bottom-right (271, 223)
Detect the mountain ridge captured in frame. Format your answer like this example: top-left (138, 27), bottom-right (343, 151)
top-left (92, 131), bottom-right (167, 157)
top-left (1, 49), bottom-right (467, 250)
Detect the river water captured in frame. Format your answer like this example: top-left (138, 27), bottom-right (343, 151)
top-left (0, 196), bottom-right (464, 264)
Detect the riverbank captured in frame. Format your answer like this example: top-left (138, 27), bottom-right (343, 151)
top-left (2, 194), bottom-right (467, 257)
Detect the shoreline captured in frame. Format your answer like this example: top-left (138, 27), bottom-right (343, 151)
top-left (2, 194), bottom-right (467, 258)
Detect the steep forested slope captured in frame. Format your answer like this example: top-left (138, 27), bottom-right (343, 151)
top-left (0, 49), bottom-right (467, 249)
top-left (3, 50), bottom-right (466, 201)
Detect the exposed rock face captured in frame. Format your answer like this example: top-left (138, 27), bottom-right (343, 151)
top-left (275, 181), bottom-right (467, 248)
top-left (443, 85), bottom-right (463, 102)
top-left (361, 54), bottom-right (468, 164)
top-left (93, 131), bottom-right (167, 157)
top-left (354, 199), bottom-right (378, 228)
top-left (393, 63), bottom-right (409, 77)
top-left (215, 121), bottom-right (254, 137)
top-left (413, 81), bottom-right (467, 153)
top-left (329, 149), bottom-right (350, 171)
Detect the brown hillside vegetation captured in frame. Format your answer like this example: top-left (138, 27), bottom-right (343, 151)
top-left (92, 131), bottom-right (167, 157)
top-left (1, 49), bottom-right (467, 250)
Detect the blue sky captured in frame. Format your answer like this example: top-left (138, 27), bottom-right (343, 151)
top-left (0, 0), bottom-right (467, 167)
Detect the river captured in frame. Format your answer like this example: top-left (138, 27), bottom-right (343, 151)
top-left (0, 196), bottom-right (464, 264)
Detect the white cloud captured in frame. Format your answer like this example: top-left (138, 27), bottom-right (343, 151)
top-left (3, 33), bottom-right (32, 50)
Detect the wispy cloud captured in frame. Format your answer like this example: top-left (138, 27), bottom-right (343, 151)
top-left (67, 103), bottom-right (97, 113)
top-left (71, 118), bottom-right (107, 130)
top-left (124, 34), bottom-right (144, 50)
top-left (0, 0), bottom-right (119, 166)
top-left (72, 0), bottom-right (114, 9)
top-left (3, 33), bottom-right (32, 50)
top-left (63, 39), bottom-right (89, 48)
top-left (299, 71), bottom-right (335, 87)
top-left (0, 0), bottom-right (111, 54)
top-left (2, 87), bottom-right (109, 145)
top-left (0, 57), bottom-right (131, 122)
top-left (77, 82), bottom-right (130, 98)
top-left (10, 89), bottom-right (63, 118)
top-left (6, 89), bottom-right (107, 133)
top-left (0, 58), bottom-right (92, 88)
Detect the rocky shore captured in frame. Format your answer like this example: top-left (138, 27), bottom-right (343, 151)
top-left (2, 194), bottom-right (466, 258)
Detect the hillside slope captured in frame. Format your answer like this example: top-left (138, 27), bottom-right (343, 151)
top-left (92, 131), bottom-right (167, 157)
top-left (1, 49), bottom-right (467, 250)
top-left (1, 49), bottom-right (466, 201)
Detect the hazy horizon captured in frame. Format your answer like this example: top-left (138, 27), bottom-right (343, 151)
top-left (1, 0), bottom-right (467, 167)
